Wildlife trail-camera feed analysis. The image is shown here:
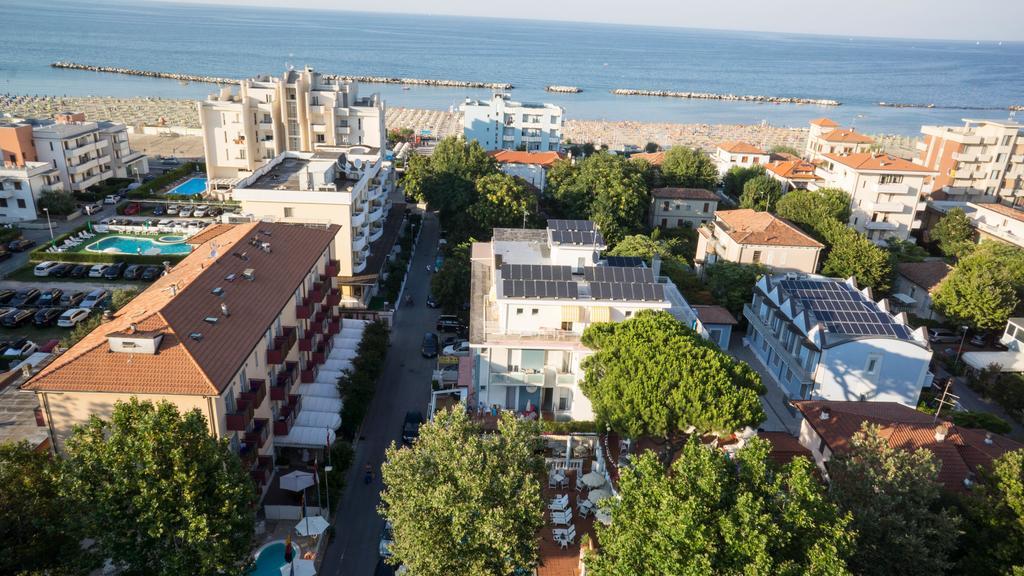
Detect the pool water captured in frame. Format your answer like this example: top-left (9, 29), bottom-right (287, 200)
top-left (85, 235), bottom-right (193, 256)
top-left (168, 177), bottom-right (207, 196)
top-left (251, 542), bottom-right (301, 576)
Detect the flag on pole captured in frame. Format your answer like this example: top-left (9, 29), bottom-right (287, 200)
top-left (313, 458), bottom-right (320, 487)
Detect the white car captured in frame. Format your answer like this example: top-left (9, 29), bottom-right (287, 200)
top-left (83, 202), bottom-right (103, 215)
top-left (57, 308), bottom-right (91, 328)
top-left (441, 341), bottom-right (471, 356)
top-left (104, 194), bottom-right (122, 204)
top-left (33, 261), bottom-right (61, 277)
top-left (379, 522), bottom-right (394, 558)
top-left (167, 204), bottom-right (179, 215)
top-left (158, 219), bottom-right (173, 227)
top-left (193, 205), bottom-right (208, 218)
top-left (4, 340), bottom-right (38, 357)
top-left (88, 264), bottom-right (110, 278)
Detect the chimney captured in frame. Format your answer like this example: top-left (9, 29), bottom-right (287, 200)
top-left (984, 432), bottom-right (994, 445)
top-left (934, 424), bottom-right (948, 443)
top-left (651, 254), bottom-right (662, 279)
top-left (819, 406), bottom-right (831, 420)
top-left (127, 323), bottom-right (137, 335)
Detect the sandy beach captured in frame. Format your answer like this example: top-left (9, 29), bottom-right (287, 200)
top-left (1, 94), bottom-right (920, 156)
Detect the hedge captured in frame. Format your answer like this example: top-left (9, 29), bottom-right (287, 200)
top-left (338, 321), bottom-right (390, 439)
top-left (126, 162), bottom-right (203, 199)
top-left (951, 411), bottom-right (1013, 435)
top-left (540, 420), bottom-right (602, 434)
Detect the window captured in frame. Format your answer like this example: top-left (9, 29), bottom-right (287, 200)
top-left (284, 207), bottom-right (294, 218)
top-left (316, 134), bottom-right (325, 143)
top-left (865, 354), bottom-right (882, 376)
top-left (13, 181), bottom-right (21, 191)
top-left (16, 199), bottom-right (25, 209)
top-left (741, 156), bottom-right (748, 163)
top-left (703, 202), bottom-right (710, 213)
top-left (558, 391), bottom-right (571, 411)
top-left (752, 250), bottom-right (762, 263)
top-left (531, 308), bottom-right (539, 315)
top-left (561, 321), bottom-right (573, 331)
top-left (661, 218), bottom-right (668, 228)
top-left (516, 308), bottom-right (523, 315)
top-left (0, 199), bottom-right (7, 208)
top-left (662, 201), bottom-right (670, 210)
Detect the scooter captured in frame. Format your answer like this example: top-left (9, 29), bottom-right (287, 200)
top-left (363, 464), bottom-right (374, 485)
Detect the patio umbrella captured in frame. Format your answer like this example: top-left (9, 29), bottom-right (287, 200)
top-left (587, 488), bottom-right (612, 504)
top-left (295, 515), bottom-right (330, 537)
top-left (280, 559), bottom-right (316, 576)
top-left (595, 508), bottom-right (612, 525)
top-left (581, 470), bottom-right (606, 488)
top-left (280, 470), bottom-right (315, 492)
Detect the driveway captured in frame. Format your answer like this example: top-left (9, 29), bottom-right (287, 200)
top-left (319, 210), bottom-right (442, 576)
top-left (727, 335), bottom-right (801, 435)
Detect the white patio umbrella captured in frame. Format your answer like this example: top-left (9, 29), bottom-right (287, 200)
top-left (581, 470), bottom-right (606, 488)
top-left (279, 470), bottom-right (315, 492)
top-left (587, 488), bottom-right (612, 504)
top-left (595, 508), bottom-right (612, 525)
top-left (280, 558), bottom-right (316, 576)
top-left (295, 515), bottom-right (330, 537)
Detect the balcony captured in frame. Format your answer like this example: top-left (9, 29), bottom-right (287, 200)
top-left (873, 182), bottom-right (910, 195)
top-left (742, 304), bottom-right (814, 384)
top-left (266, 326), bottom-right (297, 365)
top-left (273, 395), bottom-right (302, 436)
top-left (308, 282), bottom-right (325, 304)
top-left (301, 365), bottom-right (318, 383)
top-left (299, 333), bottom-right (316, 352)
top-left (352, 256), bottom-right (367, 274)
top-left (328, 318), bottom-right (341, 335)
top-left (239, 379), bottom-right (267, 410)
top-left (352, 232), bottom-right (367, 252)
top-left (369, 221), bottom-right (384, 243)
top-left (270, 363), bottom-right (296, 401)
top-left (225, 398), bottom-right (254, 432)
top-left (296, 301), bottom-right (312, 319)
top-left (326, 290), bottom-right (341, 307)
top-left (245, 418), bottom-right (270, 450)
top-left (250, 455), bottom-right (273, 487)
top-left (325, 259), bottom-right (340, 277)
top-left (351, 209), bottom-right (366, 228)
top-left (864, 220), bottom-right (899, 231)
top-left (871, 201), bottom-right (906, 213)
top-left (491, 371), bottom-right (546, 386)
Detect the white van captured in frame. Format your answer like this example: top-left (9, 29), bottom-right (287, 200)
top-left (33, 261), bottom-right (61, 277)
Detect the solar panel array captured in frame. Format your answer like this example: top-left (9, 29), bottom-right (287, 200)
top-left (547, 219), bottom-right (605, 246)
top-left (547, 219), bottom-right (594, 232)
top-left (584, 266), bottom-right (655, 283)
top-left (590, 282), bottom-right (665, 302)
top-left (501, 264), bottom-right (572, 281)
top-left (778, 279), bottom-right (913, 340)
top-left (605, 256), bottom-right (645, 268)
top-left (502, 280), bottom-right (579, 300)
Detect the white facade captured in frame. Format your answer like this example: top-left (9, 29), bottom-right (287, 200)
top-left (461, 94), bottom-right (562, 152)
top-left (0, 161), bottom-right (63, 222)
top-left (30, 116), bottom-right (146, 193)
top-left (804, 118), bottom-right (875, 164)
top-left (200, 68), bottom-right (387, 179)
top-left (713, 142), bottom-right (770, 176)
top-left (743, 274), bottom-right (932, 407)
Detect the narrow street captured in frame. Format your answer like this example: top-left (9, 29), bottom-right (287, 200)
top-left (320, 210), bottom-right (442, 576)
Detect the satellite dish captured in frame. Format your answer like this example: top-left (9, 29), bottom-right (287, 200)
top-left (353, 158), bottom-right (363, 169)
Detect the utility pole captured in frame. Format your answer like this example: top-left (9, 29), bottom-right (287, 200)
top-left (933, 378), bottom-right (960, 423)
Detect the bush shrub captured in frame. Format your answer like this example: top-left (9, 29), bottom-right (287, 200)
top-left (338, 321), bottom-right (390, 439)
top-left (540, 420), bottom-right (601, 434)
top-left (951, 411), bottom-right (1013, 435)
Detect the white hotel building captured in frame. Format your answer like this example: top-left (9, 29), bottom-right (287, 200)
top-left (461, 94), bottom-right (563, 152)
top-left (0, 160), bottom-right (64, 222)
top-left (468, 220), bottom-right (730, 421)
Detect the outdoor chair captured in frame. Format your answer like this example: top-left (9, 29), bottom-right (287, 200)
top-left (578, 499), bottom-right (594, 515)
top-left (553, 525), bottom-right (577, 549)
top-left (551, 510), bottom-right (573, 526)
top-left (548, 496), bottom-right (568, 511)
top-left (575, 474), bottom-right (586, 493)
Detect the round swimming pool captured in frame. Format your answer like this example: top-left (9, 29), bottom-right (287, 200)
top-left (84, 235), bottom-right (193, 256)
top-left (156, 235), bottom-right (186, 244)
top-left (252, 541), bottom-right (301, 576)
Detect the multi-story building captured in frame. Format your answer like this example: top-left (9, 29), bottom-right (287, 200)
top-left (764, 157), bottom-right (822, 191)
top-left (461, 94), bottom-right (563, 152)
top-left (891, 261), bottom-right (952, 321)
top-left (468, 220), bottom-right (719, 421)
top-left (491, 150), bottom-right (562, 193)
top-left (917, 119), bottom-right (1024, 202)
top-left (23, 221), bottom-right (358, 500)
top-left (925, 200), bottom-right (1024, 248)
top-left (199, 67), bottom-right (387, 179)
top-left (804, 118), bottom-right (875, 164)
top-left (694, 209), bottom-right (824, 275)
top-left (649, 187), bottom-right (719, 229)
top-left (713, 141), bottom-right (770, 176)
top-left (813, 152), bottom-right (935, 243)
top-left (0, 160), bottom-right (64, 222)
top-left (744, 274), bottom-right (932, 407)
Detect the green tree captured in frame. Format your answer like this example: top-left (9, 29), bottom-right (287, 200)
top-left (954, 449), bottom-right (1024, 576)
top-left (644, 141), bottom-right (660, 153)
top-left (828, 424), bottom-right (959, 576)
top-left (775, 187), bottom-right (852, 230)
top-left (399, 151), bottom-right (430, 202)
top-left (545, 158), bottom-right (588, 219)
top-left (400, 137), bottom-right (497, 220)
top-left (588, 438), bottom-right (854, 576)
top-left (580, 310), bottom-right (764, 438)
top-left (739, 175), bottom-right (784, 212)
top-left (64, 399), bottom-right (254, 576)
top-left (0, 442), bottom-right (93, 575)
top-left (431, 240), bottom-right (472, 313)
top-left (884, 237), bottom-right (929, 263)
top-left (468, 173), bottom-right (538, 232)
top-left (722, 164), bottom-right (766, 199)
top-left (931, 207), bottom-right (975, 259)
top-left (380, 408), bottom-right (543, 576)
top-left (37, 190), bottom-right (77, 216)
top-left (770, 144), bottom-right (801, 156)
top-left (705, 261), bottom-right (769, 316)
top-left (546, 153), bottom-right (649, 245)
top-left (819, 220), bottom-right (894, 294)
top-left (932, 241), bottom-right (1024, 330)
top-left (660, 146), bottom-right (719, 189)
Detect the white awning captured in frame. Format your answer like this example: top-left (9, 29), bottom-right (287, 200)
top-left (274, 426), bottom-right (335, 448)
top-left (334, 337), bottom-right (361, 349)
top-left (296, 383), bottom-right (340, 399)
top-left (962, 350), bottom-right (1024, 372)
top-left (302, 396), bottom-right (343, 413)
top-left (891, 293), bottom-right (916, 305)
top-left (322, 359), bottom-right (353, 372)
top-left (317, 369), bottom-right (343, 382)
top-left (295, 410), bottom-right (341, 431)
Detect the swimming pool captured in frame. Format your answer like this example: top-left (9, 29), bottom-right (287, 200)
top-left (168, 177), bottom-right (207, 196)
top-left (84, 235), bottom-right (194, 256)
top-left (251, 541), bottom-right (301, 576)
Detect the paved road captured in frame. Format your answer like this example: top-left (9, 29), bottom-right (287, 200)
top-left (320, 210), bottom-right (441, 576)
top-left (727, 335), bottom-right (801, 435)
top-left (0, 203), bottom-right (121, 279)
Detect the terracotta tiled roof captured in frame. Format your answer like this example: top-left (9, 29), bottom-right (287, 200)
top-left (630, 151), bottom-right (665, 166)
top-left (760, 431), bottom-right (813, 465)
top-left (186, 224), bottom-right (235, 245)
top-left (693, 304), bottom-right (738, 325)
top-left (896, 261), bottom-right (953, 294)
top-left (793, 400), bottom-right (1023, 492)
top-left (490, 150), bottom-right (563, 167)
top-left (765, 159), bottom-right (821, 182)
top-left (823, 152), bottom-right (934, 173)
top-left (715, 209), bottom-right (824, 248)
top-left (718, 141), bottom-right (768, 155)
top-left (651, 187), bottom-right (719, 201)
top-left (977, 202), bottom-right (1024, 224)
top-left (820, 129), bottom-right (875, 144)
top-left (809, 117), bottom-right (839, 127)
top-left (24, 222), bottom-right (339, 396)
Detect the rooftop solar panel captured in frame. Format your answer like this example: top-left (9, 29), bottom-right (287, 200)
top-left (605, 256), bottom-right (645, 267)
top-left (777, 278), bottom-right (913, 341)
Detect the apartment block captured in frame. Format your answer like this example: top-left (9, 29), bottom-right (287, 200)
top-left (695, 209), bottom-right (824, 275)
top-left (461, 94), bottom-right (563, 152)
top-left (199, 67), bottom-right (387, 179)
top-left (917, 119), bottom-right (1024, 202)
top-left (713, 141), bottom-right (770, 176)
top-left (649, 187), bottom-right (719, 229)
top-left (813, 152), bottom-right (935, 243)
top-left (24, 222), bottom-right (360, 501)
top-left (926, 200), bottom-right (1024, 249)
top-left (491, 150), bottom-right (562, 193)
top-left (468, 220), bottom-right (725, 421)
top-left (764, 157), bottom-right (821, 191)
top-left (804, 117), bottom-right (875, 164)
top-left (744, 274), bottom-right (932, 407)
top-left (0, 160), bottom-right (64, 222)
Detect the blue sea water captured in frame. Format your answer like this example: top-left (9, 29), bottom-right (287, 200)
top-left (1, 0), bottom-right (1022, 134)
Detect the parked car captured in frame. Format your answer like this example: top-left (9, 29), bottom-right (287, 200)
top-left (33, 307), bottom-right (62, 327)
top-left (0, 248), bottom-right (11, 261)
top-left (193, 205), bottom-right (208, 218)
top-left (3, 338), bottom-right (37, 357)
top-left (88, 264), bottom-right (110, 278)
top-left (969, 332), bottom-right (990, 347)
top-left (0, 307), bottom-right (15, 320)
top-left (441, 340), bottom-right (471, 357)
top-left (49, 263), bottom-right (73, 277)
top-left (122, 264), bottom-right (144, 280)
top-left (60, 291), bottom-right (87, 307)
top-left (426, 294), bottom-right (439, 308)
top-left (162, 156), bottom-right (181, 165)
top-left (441, 336), bottom-right (466, 349)
top-left (0, 290), bottom-right (14, 305)
top-left (378, 521), bottom-right (395, 559)
top-left (83, 202), bottom-right (103, 215)
top-left (166, 204), bottom-right (179, 215)
top-left (141, 265), bottom-right (163, 281)
top-left (35, 289), bottom-right (64, 307)
top-left (103, 262), bottom-right (126, 280)
top-left (928, 328), bottom-right (961, 344)
top-left (436, 315), bottom-right (463, 333)
top-left (152, 205), bottom-right (166, 216)
top-left (420, 332), bottom-right (439, 358)
top-left (57, 308), bottom-right (91, 328)
top-left (104, 194), bottom-right (122, 204)
top-left (8, 238), bottom-right (36, 252)
top-left (123, 203), bottom-right (141, 216)
top-left (436, 363), bottom-right (459, 383)
top-left (69, 264), bottom-right (90, 278)
top-left (401, 411), bottom-right (424, 446)
top-left (207, 206), bottom-right (222, 217)
top-left (9, 288), bottom-right (40, 307)
top-left (178, 206), bottom-right (193, 217)
top-left (81, 289), bottom-right (109, 309)
top-left (33, 261), bottom-right (61, 277)
top-left (2, 309), bottom-right (34, 327)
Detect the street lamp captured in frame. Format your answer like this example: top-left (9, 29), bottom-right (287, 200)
top-left (42, 208), bottom-right (54, 244)
top-left (952, 325), bottom-right (970, 373)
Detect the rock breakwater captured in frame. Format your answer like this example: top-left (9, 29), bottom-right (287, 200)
top-left (612, 88), bottom-right (840, 106)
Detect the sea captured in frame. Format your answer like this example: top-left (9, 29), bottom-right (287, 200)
top-left (1, 0), bottom-right (1022, 135)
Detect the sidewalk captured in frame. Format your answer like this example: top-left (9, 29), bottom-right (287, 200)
top-left (727, 336), bottom-right (801, 435)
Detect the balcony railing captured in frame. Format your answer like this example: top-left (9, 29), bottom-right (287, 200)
top-left (267, 326), bottom-right (297, 365)
top-left (296, 301), bottom-right (312, 319)
top-left (225, 398), bottom-right (254, 432)
top-left (299, 334), bottom-right (316, 352)
top-left (301, 365), bottom-right (318, 383)
top-left (270, 363), bottom-right (296, 401)
top-left (273, 395), bottom-right (302, 436)
top-left (245, 418), bottom-right (270, 450)
top-left (325, 259), bottom-right (340, 277)
top-left (239, 379), bottom-right (267, 410)
top-left (250, 455), bottom-right (274, 487)
top-left (308, 282), bottom-right (325, 304)
top-left (326, 290), bottom-right (341, 307)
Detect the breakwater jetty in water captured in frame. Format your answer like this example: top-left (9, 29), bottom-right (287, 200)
top-left (878, 101), bottom-right (1024, 112)
top-left (612, 88), bottom-right (841, 106)
top-left (546, 85), bottom-right (582, 93)
top-left (50, 61), bottom-right (513, 90)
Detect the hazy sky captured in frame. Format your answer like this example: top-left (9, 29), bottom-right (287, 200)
top-left (161, 0), bottom-right (1022, 41)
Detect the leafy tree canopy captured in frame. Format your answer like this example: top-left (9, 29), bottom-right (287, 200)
top-left (37, 190), bottom-right (77, 216)
top-left (380, 408), bottom-right (544, 576)
top-left (580, 310), bottom-right (765, 438)
top-left (884, 237), bottom-right (929, 263)
top-left (722, 164), bottom-right (766, 199)
top-left (931, 207), bottom-right (975, 259)
top-left (644, 141), bottom-right (660, 153)
top-left (933, 241), bottom-right (1024, 330)
top-left (468, 172), bottom-right (540, 232)
top-left (660, 146), bottom-right (719, 190)
top-left (588, 438), bottom-right (855, 576)
top-left (818, 220), bottom-right (894, 294)
top-left (64, 399), bottom-right (254, 576)
top-left (400, 137), bottom-right (497, 220)
top-left (775, 187), bottom-right (852, 231)
top-left (770, 144), bottom-right (801, 156)
top-left (954, 449), bottom-right (1024, 576)
top-left (546, 152), bottom-right (649, 245)
top-left (706, 261), bottom-right (769, 316)
top-left (431, 240), bottom-right (473, 313)
top-left (739, 174), bottom-right (784, 212)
